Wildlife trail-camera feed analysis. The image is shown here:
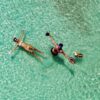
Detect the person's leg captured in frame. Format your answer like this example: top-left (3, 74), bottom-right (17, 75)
top-left (31, 52), bottom-right (42, 62)
top-left (30, 47), bottom-right (49, 58)
top-left (33, 48), bottom-right (44, 54)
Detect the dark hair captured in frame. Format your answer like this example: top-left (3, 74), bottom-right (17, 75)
top-left (13, 37), bottom-right (17, 42)
top-left (58, 43), bottom-right (63, 49)
top-left (46, 32), bottom-right (50, 36)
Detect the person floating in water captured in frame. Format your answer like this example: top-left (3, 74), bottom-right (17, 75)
top-left (45, 32), bottom-right (75, 64)
top-left (11, 31), bottom-right (44, 61)
top-left (74, 51), bottom-right (83, 58)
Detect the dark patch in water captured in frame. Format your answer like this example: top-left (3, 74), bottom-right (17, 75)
top-left (54, 0), bottom-right (91, 34)
top-left (52, 55), bottom-right (74, 76)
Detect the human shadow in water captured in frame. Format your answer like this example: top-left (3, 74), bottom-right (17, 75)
top-left (52, 55), bottom-right (75, 76)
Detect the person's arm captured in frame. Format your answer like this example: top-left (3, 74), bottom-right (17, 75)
top-left (61, 50), bottom-right (75, 64)
top-left (46, 32), bottom-right (57, 46)
top-left (49, 35), bottom-right (57, 46)
top-left (60, 50), bottom-right (69, 58)
top-left (9, 45), bottom-right (18, 54)
top-left (19, 30), bottom-right (25, 41)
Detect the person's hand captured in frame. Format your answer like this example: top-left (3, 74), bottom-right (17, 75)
top-left (68, 57), bottom-right (75, 64)
top-left (46, 32), bottom-right (50, 36)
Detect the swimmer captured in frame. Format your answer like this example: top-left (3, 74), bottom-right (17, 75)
top-left (11, 31), bottom-right (44, 61)
top-left (74, 51), bottom-right (83, 58)
top-left (46, 32), bottom-right (75, 64)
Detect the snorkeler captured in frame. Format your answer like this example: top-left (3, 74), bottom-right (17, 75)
top-left (74, 51), bottom-right (83, 58)
top-left (45, 32), bottom-right (75, 64)
top-left (11, 31), bottom-right (44, 61)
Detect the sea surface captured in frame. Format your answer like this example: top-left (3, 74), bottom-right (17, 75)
top-left (0, 0), bottom-right (100, 100)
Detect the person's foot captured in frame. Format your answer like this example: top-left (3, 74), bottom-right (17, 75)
top-left (46, 32), bottom-right (50, 36)
top-left (68, 57), bottom-right (75, 64)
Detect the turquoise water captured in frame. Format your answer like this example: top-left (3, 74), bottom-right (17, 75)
top-left (0, 0), bottom-right (100, 100)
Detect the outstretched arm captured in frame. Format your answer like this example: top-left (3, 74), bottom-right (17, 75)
top-left (19, 30), bottom-right (26, 41)
top-left (61, 50), bottom-right (75, 64)
top-left (61, 50), bottom-right (69, 58)
top-left (49, 35), bottom-right (57, 46)
top-left (9, 45), bottom-right (18, 54)
top-left (46, 32), bottom-right (57, 46)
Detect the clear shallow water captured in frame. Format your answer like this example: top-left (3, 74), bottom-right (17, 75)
top-left (0, 0), bottom-right (100, 100)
